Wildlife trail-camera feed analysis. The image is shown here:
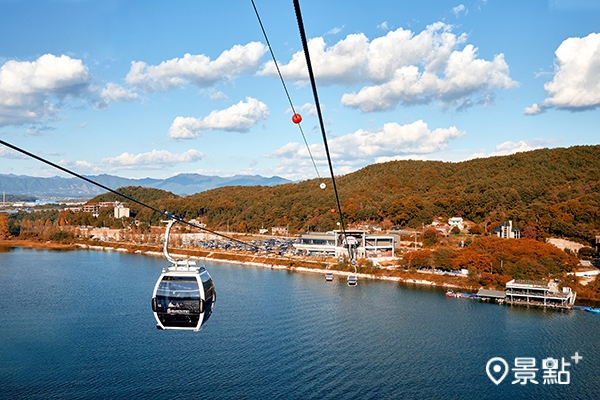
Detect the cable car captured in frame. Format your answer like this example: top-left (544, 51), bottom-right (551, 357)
top-left (347, 274), bottom-right (358, 286)
top-left (152, 220), bottom-right (216, 331)
top-left (152, 263), bottom-right (215, 331)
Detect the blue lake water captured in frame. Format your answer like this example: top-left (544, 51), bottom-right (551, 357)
top-left (0, 247), bottom-right (598, 399)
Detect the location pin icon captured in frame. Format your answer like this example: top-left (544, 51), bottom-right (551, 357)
top-left (486, 357), bottom-right (509, 385)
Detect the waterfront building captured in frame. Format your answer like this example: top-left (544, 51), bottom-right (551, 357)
top-left (294, 232), bottom-right (336, 256)
top-left (294, 230), bottom-right (395, 260)
top-left (505, 279), bottom-right (576, 308)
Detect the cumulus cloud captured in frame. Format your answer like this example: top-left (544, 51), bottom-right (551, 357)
top-left (58, 159), bottom-right (95, 171)
top-left (289, 102), bottom-right (317, 117)
top-left (168, 97), bottom-right (269, 139)
top-left (126, 42), bottom-right (267, 93)
top-left (56, 149), bottom-right (204, 173)
top-left (260, 22), bottom-right (516, 112)
top-left (101, 83), bottom-right (139, 103)
top-left (0, 146), bottom-right (29, 159)
top-left (529, 32), bottom-right (600, 113)
top-left (468, 139), bottom-right (551, 159)
top-left (209, 91), bottom-right (229, 101)
top-left (269, 120), bottom-right (465, 169)
top-left (523, 103), bottom-right (546, 115)
top-left (0, 54), bottom-right (92, 126)
top-left (328, 120), bottom-right (465, 157)
top-left (343, 40), bottom-right (516, 112)
top-left (101, 149), bottom-right (204, 168)
top-left (258, 34), bottom-right (369, 85)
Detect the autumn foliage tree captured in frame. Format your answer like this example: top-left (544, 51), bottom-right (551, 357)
top-left (0, 213), bottom-right (10, 238)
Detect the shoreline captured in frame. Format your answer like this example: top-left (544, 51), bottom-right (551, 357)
top-left (4, 238), bottom-right (600, 305)
top-left (0, 238), bottom-right (470, 291)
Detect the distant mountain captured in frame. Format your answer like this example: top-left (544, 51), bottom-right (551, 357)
top-left (0, 173), bottom-right (291, 198)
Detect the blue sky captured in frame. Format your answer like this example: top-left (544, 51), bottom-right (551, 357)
top-left (0, 0), bottom-right (599, 181)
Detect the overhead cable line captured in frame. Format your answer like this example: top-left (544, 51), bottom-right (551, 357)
top-left (250, 0), bottom-right (322, 180)
top-left (0, 138), bottom-right (258, 251)
top-left (292, 0), bottom-right (356, 269)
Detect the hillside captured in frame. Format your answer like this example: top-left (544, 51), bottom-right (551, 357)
top-left (47, 145), bottom-right (600, 246)
top-left (173, 145), bottom-right (600, 245)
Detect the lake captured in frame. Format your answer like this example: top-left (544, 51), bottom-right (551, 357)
top-left (0, 247), bottom-right (598, 399)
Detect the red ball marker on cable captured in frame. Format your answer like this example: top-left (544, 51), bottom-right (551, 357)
top-left (292, 113), bottom-right (302, 124)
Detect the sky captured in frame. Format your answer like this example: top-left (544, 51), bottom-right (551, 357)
top-left (0, 0), bottom-right (599, 182)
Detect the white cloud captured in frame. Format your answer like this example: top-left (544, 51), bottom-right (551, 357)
top-left (0, 54), bottom-right (92, 126)
top-left (328, 120), bottom-right (466, 157)
top-left (24, 126), bottom-right (54, 136)
top-left (377, 21), bottom-right (389, 31)
top-left (60, 159), bottom-right (95, 170)
top-left (260, 22), bottom-right (516, 112)
top-left (102, 149), bottom-right (204, 168)
top-left (258, 34), bottom-right (369, 85)
top-left (343, 39), bottom-right (517, 112)
top-left (288, 102), bottom-right (317, 117)
top-left (491, 140), bottom-right (540, 155)
top-left (168, 97), bottom-right (269, 139)
top-left (268, 120), bottom-right (465, 177)
top-left (375, 154), bottom-right (431, 163)
top-left (209, 91), bottom-right (229, 101)
top-left (100, 83), bottom-right (140, 103)
top-left (468, 139), bottom-right (551, 159)
top-left (126, 42), bottom-right (267, 93)
top-left (523, 103), bottom-right (545, 115)
top-left (0, 146), bottom-right (29, 159)
top-left (453, 4), bottom-right (467, 17)
top-left (327, 26), bottom-right (344, 35)
top-left (535, 32), bottom-right (600, 111)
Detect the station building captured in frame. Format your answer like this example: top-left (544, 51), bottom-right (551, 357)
top-left (293, 230), bottom-right (395, 259)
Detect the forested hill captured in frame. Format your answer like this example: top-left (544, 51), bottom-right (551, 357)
top-left (99, 145), bottom-right (600, 245)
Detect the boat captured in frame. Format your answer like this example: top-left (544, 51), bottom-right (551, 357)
top-left (325, 272), bottom-right (334, 282)
top-left (445, 290), bottom-right (454, 298)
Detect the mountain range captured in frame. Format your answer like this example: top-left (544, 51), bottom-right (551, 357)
top-left (0, 173), bottom-right (290, 198)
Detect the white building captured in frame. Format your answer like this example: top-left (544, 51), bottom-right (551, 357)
top-left (505, 279), bottom-right (576, 308)
top-left (494, 220), bottom-right (520, 239)
top-left (448, 217), bottom-right (464, 230)
top-left (271, 226), bottom-right (288, 236)
top-left (294, 230), bottom-right (395, 260)
top-left (114, 206), bottom-right (130, 219)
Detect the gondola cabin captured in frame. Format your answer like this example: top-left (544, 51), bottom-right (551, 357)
top-left (152, 263), bottom-right (215, 331)
top-left (347, 275), bottom-right (358, 286)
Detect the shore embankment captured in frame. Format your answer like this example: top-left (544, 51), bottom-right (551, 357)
top-left (0, 238), bottom-right (476, 291)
